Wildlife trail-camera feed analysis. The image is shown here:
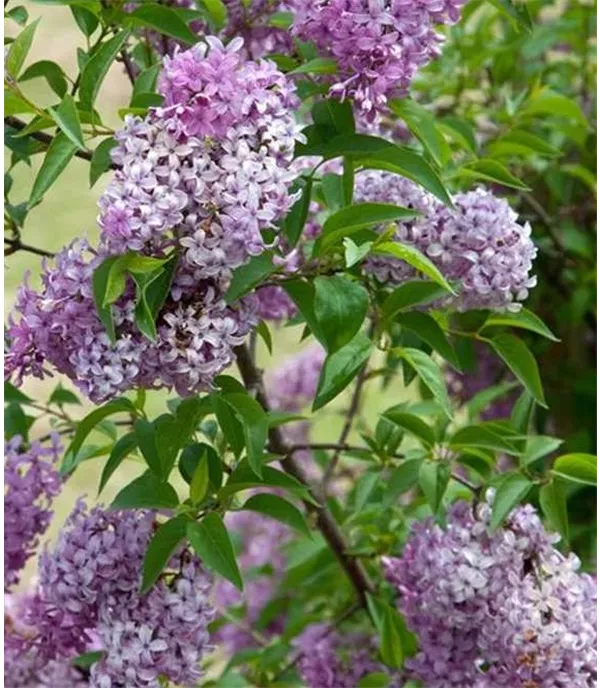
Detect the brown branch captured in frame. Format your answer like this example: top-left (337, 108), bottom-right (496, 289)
top-left (119, 49), bottom-right (137, 86)
top-left (234, 343), bottom-right (374, 606)
top-left (4, 237), bottom-right (56, 258)
top-left (5, 116), bottom-right (120, 170)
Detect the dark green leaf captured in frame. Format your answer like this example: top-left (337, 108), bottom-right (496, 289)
top-left (179, 442), bottom-right (223, 491)
top-left (126, 4), bottom-right (198, 43)
top-left (19, 59), bottom-right (67, 97)
top-left (241, 493), bottom-right (311, 536)
top-left (141, 517), bottom-right (187, 593)
top-left (71, 5), bottom-right (99, 36)
top-left (187, 513), bottom-right (243, 590)
top-left (224, 252), bottom-right (276, 304)
top-left (282, 177), bottom-right (313, 247)
top-left (313, 275), bottom-right (369, 353)
top-left (90, 137), bottom-right (117, 187)
top-left (256, 320), bottom-right (273, 355)
top-left (390, 99), bottom-right (450, 167)
top-left (222, 460), bottom-right (312, 502)
top-left (48, 385), bottom-right (81, 406)
top-left (98, 431), bottom-right (137, 494)
top-left (282, 279), bottom-right (324, 342)
top-left (5, 403), bottom-right (34, 440)
top-left (487, 0), bottom-right (533, 32)
top-left (79, 30), bottom-right (130, 113)
top-left (419, 460), bottom-right (450, 513)
top-left (384, 411), bottom-right (435, 448)
top-left (72, 651), bottom-right (104, 670)
top-left (400, 348), bottom-right (452, 418)
top-left (396, 312), bottom-right (460, 369)
top-left (482, 308), bottom-right (559, 342)
top-left (486, 334), bottom-right (546, 407)
top-left (313, 332), bottom-right (372, 410)
top-left (134, 418), bottom-right (162, 478)
top-left (552, 454), bottom-right (596, 486)
top-left (357, 674), bottom-right (389, 688)
top-left (223, 393), bottom-right (268, 477)
top-left (29, 132), bottom-right (77, 207)
top-left (381, 281), bottom-right (448, 324)
top-left (112, 471), bottom-right (180, 509)
top-left (213, 394), bottom-right (245, 458)
top-left (50, 93), bottom-right (86, 150)
top-left (132, 64), bottom-right (161, 100)
top-left (6, 18), bottom-right (40, 79)
top-left (438, 117), bottom-right (477, 153)
top-left (450, 423), bottom-right (519, 455)
top-left (4, 382), bottom-right (32, 404)
top-left (6, 6), bottom-right (29, 25)
top-left (490, 473), bottom-right (532, 530)
top-left (92, 256), bottom-right (119, 342)
top-left (539, 479), bottom-right (569, 545)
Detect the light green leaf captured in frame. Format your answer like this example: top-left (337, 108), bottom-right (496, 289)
top-left (98, 431), bottom-right (137, 494)
top-left (396, 312), bottom-right (460, 370)
top-left (125, 4), bottom-right (197, 43)
top-left (29, 132), bottom-right (77, 207)
top-left (372, 242), bottom-right (454, 293)
top-left (343, 237), bottom-right (372, 267)
top-left (419, 460), bottom-right (450, 513)
top-left (190, 453), bottom-right (210, 504)
top-left (539, 479), bottom-right (569, 544)
top-left (458, 159), bottom-right (530, 190)
top-left (382, 459), bottom-right (422, 508)
top-left (187, 514), bottom-right (243, 590)
top-left (384, 411), bottom-right (435, 448)
top-left (552, 453), bottom-right (596, 486)
top-left (490, 473), bottom-right (533, 530)
top-left (79, 30), bottom-right (130, 113)
top-left (390, 99), bottom-right (451, 167)
top-left (399, 348), bottom-right (452, 418)
top-left (521, 88), bottom-right (588, 128)
top-left (6, 18), bottom-right (40, 79)
top-left (241, 493), bottom-right (310, 537)
top-left (521, 436), bottom-right (563, 467)
top-left (381, 281), bottom-right (449, 324)
top-left (291, 57), bottom-right (338, 75)
top-left (482, 308), bottom-right (559, 342)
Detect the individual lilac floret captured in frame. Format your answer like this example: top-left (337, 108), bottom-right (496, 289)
top-left (293, 0), bottom-right (467, 116)
top-left (215, 510), bottom-right (291, 653)
top-left (5, 434), bottom-right (62, 591)
top-left (355, 171), bottom-right (537, 311)
top-left (294, 623), bottom-right (401, 687)
top-left (91, 559), bottom-right (215, 688)
top-left (383, 493), bottom-right (597, 688)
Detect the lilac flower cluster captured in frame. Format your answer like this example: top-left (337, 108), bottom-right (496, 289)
top-left (446, 341), bottom-right (518, 420)
top-left (383, 493), bottom-right (597, 688)
top-left (355, 171), bottom-right (537, 311)
top-left (5, 434), bottom-right (62, 591)
top-left (293, 0), bottom-right (467, 116)
top-left (10, 501), bottom-right (217, 688)
top-left (6, 39), bottom-right (302, 401)
top-left (295, 623), bottom-right (400, 687)
top-left (215, 510), bottom-right (291, 652)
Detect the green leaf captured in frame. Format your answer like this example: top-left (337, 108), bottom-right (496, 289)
top-left (399, 348), bottom-right (452, 419)
top-left (200, 0), bottom-right (228, 30)
top-left (282, 177), bottom-right (313, 247)
top-left (70, 4), bottom-right (99, 36)
top-left (482, 308), bottom-right (559, 342)
top-left (396, 312), bottom-right (460, 370)
top-left (187, 514), bottom-right (243, 590)
top-left (489, 130), bottom-right (561, 159)
top-left (360, 144), bottom-right (453, 206)
top-left (313, 275), bottom-right (369, 353)
top-left (510, 391), bottom-right (534, 434)
top-left (282, 279), bottom-right (324, 342)
top-left (256, 320), bottom-right (273, 355)
top-left (222, 460), bottom-right (312, 502)
top-left (521, 436), bottom-right (563, 467)
top-left (29, 132), bottom-right (77, 207)
top-left (62, 398), bottom-right (135, 474)
top-left (224, 252), bottom-right (276, 304)
top-left (357, 673), bottom-right (389, 688)
top-left (487, 0), bottom-right (533, 32)
top-left (131, 256), bottom-right (178, 342)
top-left (92, 256), bottom-right (119, 342)
top-left (343, 237), bottom-right (372, 268)
top-left (458, 159), bottom-right (530, 190)
top-left (241, 493), bottom-right (311, 537)
top-left (438, 117), bottom-right (477, 154)
top-left (132, 64), bottom-right (161, 100)
top-left (372, 242), bottom-right (454, 293)
top-left (382, 459), bottom-right (422, 508)
top-left (367, 596), bottom-right (417, 671)
top-left (315, 202), bottom-right (419, 254)
top-left (450, 423), bottom-right (519, 455)
top-left (381, 281), bottom-right (448, 324)
top-left (539, 479), bottom-right (569, 544)
top-left (521, 88), bottom-right (588, 128)
top-left (112, 471), bottom-right (180, 509)
top-left (140, 517), bottom-right (187, 593)
top-left (291, 57), bottom-right (337, 75)
top-left (419, 460), bottom-right (450, 513)
top-left (466, 381), bottom-right (519, 421)
top-left (79, 30), bottom-right (130, 113)
top-left (390, 99), bottom-right (450, 167)
top-left (134, 418), bottom-right (162, 478)
top-left (98, 431), bottom-right (137, 494)
top-left (19, 59), bottom-right (67, 97)
top-left (223, 393), bottom-right (268, 477)
top-left (6, 6), bottom-right (29, 25)
top-left (5, 403), bottom-right (34, 440)
top-left (72, 651), bottom-right (104, 670)
top-left (313, 332), bottom-right (372, 411)
top-left (6, 18), bottom-right (40, 79)
top-left (490, 473), bottom-right (533, 530)
top-left (126, 4), bottom-right (198, 43)
top-left (485, 334), bottom-right (546, 407)
top-left (213, 394), bottom-right (245, 458)
top-left (179, 442), bottom-right (223, 491)
top-left (552, 453), bottom-right (596, 487)
top-left (4, 381), bottom-right (32, 404)
top-left (50, 93), bottom-right (86, 151)
top-left (190, 453), bottom-right (210, 504)
top-left (90, 137), bottom-right (117, 187)
top-left (384, 411), bottom-right (435, 448)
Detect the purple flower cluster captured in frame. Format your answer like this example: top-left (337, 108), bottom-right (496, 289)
top-left (6, 39), bottom-right (302, 401)
top-left (5, 434), bottom-right (62, 591)
top-left (266, 343), bottom-right (326, 411)
top-left (355, 171), bottom-right (537, 311)
top-left (293, 0), bottom-right (466, 116)
top-left (12, 501), bottom-right (217, 688)
top-left (383, 494), bottom-right (597, 688)
top-left (215, 510), bottom-right (291, 652)
top-left (294, 623), bottom-right (400, 687)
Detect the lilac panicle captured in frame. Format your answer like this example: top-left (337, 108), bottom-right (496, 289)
top-left (4, 434), bottom-right (63, 591)
top-left (383, 492), bottom-right (597, 688)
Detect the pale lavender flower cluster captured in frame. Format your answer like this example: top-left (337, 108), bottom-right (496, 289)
top-left (383, 494), bottom-right (597, 688)
top-left (266, 343), bottom-right (326, 411)
top-left (215, 510), bottom-right (291, 652)
top-left (295, 624), bottom-right (400, 687)
top-left (355, 171), bottom-right (537, 311)
top-left (25, 501), bottom-right (216, 688)
top-left (293, 0), bottom-right (466, 116)
top-left (5, 434), bottom-right (62, 591)
top-left (6, 39), bottom-right (302, 401)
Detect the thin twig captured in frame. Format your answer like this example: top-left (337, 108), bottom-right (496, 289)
top-left (5, 116), bottom-right (120, 169)
top-left (4, 237), bottom-right (56, 258)
top-left (119, 49), bottom-right (137, 86)
top-left (234, 343), bottom-right (374, 606)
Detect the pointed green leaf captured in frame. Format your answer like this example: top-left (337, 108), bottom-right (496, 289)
top-left (381, 281), bottom-right (449, 324)
top-left (223, 393), bottom-right (268, 477)
top-left (482, 308), bottom-right (559, 342)
top-left (419, 460), bottom-right (450, 513)
top-left (90, 137), bottom-right (117, 187)
top-left (399, 348), bottom-right (452, 419)
top-left (112, 471), bottom-right (179, 510)
top-left (552, 453), bottom-right (596, 486)
top-left (396, 312), bottom-right (460, 370)
top-left (49, 95), bottom-right (85, 150)
top-left (490, 473), bottom-right (533, 530)
top-left (98, 431), bottom-right (137, 494)
top-left (79, 30), bottom-right (130, 112)
top-left (241, 493), bottom-right (311, 537)
top-left (390, 99), bottom-right (451, 167)
top-left (458, 159), bottom-right (530, 190)
top-left (187, 514), bottom-right (243, 590)
top-left (29, 132), bottom-right (77, 207)
top-left (539, 479), bottom-right (569, 545)
top-left (6, 18), bottom-right (40, 79)
top-left (384, 411), bottom-right (435, 448)
top-left (224, 252), bottom-right (276, 304)
top-left (141, 517), bottom-right (187, 593)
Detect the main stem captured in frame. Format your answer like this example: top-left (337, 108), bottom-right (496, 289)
top-left (234, 344), bottom-right (374, 606)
